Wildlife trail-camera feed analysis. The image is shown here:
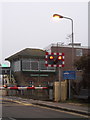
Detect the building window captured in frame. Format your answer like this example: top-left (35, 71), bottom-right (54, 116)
top-left (39, 60), bottom-right (47, 70)
top-left (22, 60), bottom-right (30, 70)
top-left (31, 61), bottom-right (38, 70)
top-left (76, 49), bottom-right (83, 56)
top-left (13, 60), bottom-right (21, 71)
top-left (21, 58), bottom-right (55, 71)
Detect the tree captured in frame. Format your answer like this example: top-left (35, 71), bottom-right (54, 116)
top-left (74, 55), bottom-right (90, 89)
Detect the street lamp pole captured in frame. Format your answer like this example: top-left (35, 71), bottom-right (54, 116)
top-left (53, 14), bottom-right (74, 99)
top-left (64, 17), bottom-right (74, 69)
top-left (53, 14), bottom-right (74, 68)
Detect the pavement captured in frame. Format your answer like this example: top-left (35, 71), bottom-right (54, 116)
top-left (2, 96), bottom-right (90, 117)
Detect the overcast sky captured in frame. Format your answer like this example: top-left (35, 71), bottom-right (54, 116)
top-left (0, 1), bottom-right (88, 66)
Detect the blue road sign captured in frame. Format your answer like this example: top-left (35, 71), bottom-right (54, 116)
top-left (63, 71), bottom-right (76, 80)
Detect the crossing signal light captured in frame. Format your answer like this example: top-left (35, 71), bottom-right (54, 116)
top-left (3, 85), bottom-right (7, 88)
top-left (49, 56), bottom-right (54, 60)
top-left (58, 56), bottom-right (62, 60)
top-left (48, 55), bottom-right (55, 65)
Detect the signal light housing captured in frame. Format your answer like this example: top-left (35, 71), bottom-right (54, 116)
top-left (45, 52), bottom-right (64, 67)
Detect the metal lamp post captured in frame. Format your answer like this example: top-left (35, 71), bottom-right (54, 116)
top-left (53, 14), bottom-right (74, 99)
top-left (53, 14), bottom-right (74, 68)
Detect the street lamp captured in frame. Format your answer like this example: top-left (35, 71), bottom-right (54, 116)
top-left (53, 14), bottom-right (74, 99)
top-left (53, 14), bottom-right (74, 69)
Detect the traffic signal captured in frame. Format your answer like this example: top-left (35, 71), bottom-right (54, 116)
top-left (49, 55), bottom-right (54, 60)
top-left (57, 55), bottom-right (63, 65)
top-left (48, 55), bottom-right (55, 65)
top-left (58, 56), bottom-right (62, 60)
top-left (45, 52), bottom-right (65, 67)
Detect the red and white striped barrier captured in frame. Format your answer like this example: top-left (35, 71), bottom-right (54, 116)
top-left (0, 87), bottom-right (5, 90)
top-left (0, 86), bottom-right (48, 90)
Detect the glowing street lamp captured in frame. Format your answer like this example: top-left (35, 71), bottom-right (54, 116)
top-left (53, 14), bottom-right (63, 18)
top-left (53, 14), bottom-right (74, 100)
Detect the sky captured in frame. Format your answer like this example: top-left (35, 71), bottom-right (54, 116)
top-left (0, 1), bottom-right (89, 66)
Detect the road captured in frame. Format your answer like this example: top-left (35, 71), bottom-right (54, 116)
top-left (1, 98), bottom-right (89, 120)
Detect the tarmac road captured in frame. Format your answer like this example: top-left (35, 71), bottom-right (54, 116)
top-left (1, 98), bottom-right (89, 119)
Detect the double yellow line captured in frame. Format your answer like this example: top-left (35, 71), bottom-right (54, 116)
top-left (1, 97), bottom-right (32, 106)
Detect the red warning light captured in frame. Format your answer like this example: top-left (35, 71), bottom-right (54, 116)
top-left (58, 56), bottom-right (62, 60)
top-left (49, 56), bottom-right (54, 60)
top-left (3, 85), bottom-right (7, 88)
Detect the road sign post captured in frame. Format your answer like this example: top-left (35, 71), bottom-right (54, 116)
top-left (58, 67), bottom-right (62, 100)
top-left (63, 71), bottom-right (76, 99)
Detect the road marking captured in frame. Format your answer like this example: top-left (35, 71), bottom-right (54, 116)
top-left (9, 117), bottom-right (16, 120)
top-left (12, 100), bottom-right (33, 106)
top-left (31, 104), bottom-right (89, 118)
top-left (2, 97), bottom-right (89, 118)
top-left (2, 98), bottom-right (32, 106)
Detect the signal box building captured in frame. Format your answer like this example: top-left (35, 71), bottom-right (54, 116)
top-left (5, 48), bottom-right (56, 87)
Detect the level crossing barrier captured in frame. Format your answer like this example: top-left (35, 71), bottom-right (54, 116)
top-left (0, 86), bottom-right (53, 101)
top-left (0, 86), bottom-right (48, 90)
